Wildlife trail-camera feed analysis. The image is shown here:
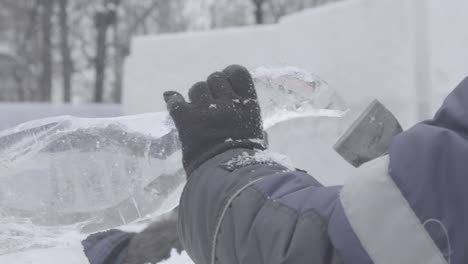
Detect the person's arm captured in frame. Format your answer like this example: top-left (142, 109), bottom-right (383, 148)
top-left (179, 149), bottom-right (342, 264)
top-left (165, 65), bottom-right (342, 264)
top-left (81, 207), bottom-right (182, 264)
top-left (82, 229), bottom-right (134, 264)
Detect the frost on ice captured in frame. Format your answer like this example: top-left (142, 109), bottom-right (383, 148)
top-left (0, 66), bottom-right (348, 256)
top-left (253, 66), bottom-right (348, 128)
top-left (0, 113), bottom-right (184, 230)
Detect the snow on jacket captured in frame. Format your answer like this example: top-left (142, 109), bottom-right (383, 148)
top-left (178, 76), bottom-right (468, 264)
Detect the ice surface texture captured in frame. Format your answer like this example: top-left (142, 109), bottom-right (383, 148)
top-left (0, 113), bottom-right (183, 224)
top-left (0, 66), bottom-right (347, 255)
top-left (253, 66), bottom-right (347, 128)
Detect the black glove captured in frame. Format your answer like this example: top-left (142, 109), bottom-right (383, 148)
top-left (164, 65), bottom-right (266, 175)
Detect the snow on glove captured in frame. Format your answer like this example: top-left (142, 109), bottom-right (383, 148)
top-left (164, 65), bottom-right (266, 176)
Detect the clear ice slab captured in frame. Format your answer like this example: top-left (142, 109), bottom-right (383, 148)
top-left (0, 67), bottom-right (348, 231)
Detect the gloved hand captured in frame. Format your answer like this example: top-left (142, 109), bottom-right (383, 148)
top-left (164, 65), bottom-right (266, 175)
top-left (82, 229), bottom-right (135, 264)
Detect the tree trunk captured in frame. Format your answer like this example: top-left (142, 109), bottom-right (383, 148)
top-left (39, 0), bottom-right (54, 102)
top-left (14, 70), bottom-right (25, 101)
top-left (94, 0), bottom-right (120, 103)
top-left (94, 11), bottom-right (108, 103)
top-left (111, 0), bottom-right (158, 103)
top-left (15, 0), bottom-right (41, 101)
top-left (112, 21), bottom-right (125, 103)
top-left (253, 0), bottom-right (265, 24)
top-left (59, 0), bottom-right (73, 102)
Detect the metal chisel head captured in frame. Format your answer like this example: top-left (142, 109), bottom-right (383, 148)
top-left (334, 100), bottom-right (403, 167)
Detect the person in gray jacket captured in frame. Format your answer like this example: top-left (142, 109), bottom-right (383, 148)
top-left (164, 64), bottom-right (467, 264)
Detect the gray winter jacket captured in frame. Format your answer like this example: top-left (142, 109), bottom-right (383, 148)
top-left (179, 149), bottom-right (343, 264)
top-left (179, 77), bottom-right (468, 264)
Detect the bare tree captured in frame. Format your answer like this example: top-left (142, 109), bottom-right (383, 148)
top-left (112, 0), bottom-right (162, 103)
top-left (251, 0), bottom-right (266, 24)
top-left (39, 0), bottom-right (54, 102)
top-left (111, 18), bottom-right (124, 103)
top-left (93, 0), bottom-right (120, 102)
top-left (2, 0), bottom-right (342, 103)
top-left (59, 0), bottom-right (73, 102)
top-left (267, 0), bottom-right (288, 22)
top-left (0, 0), bottom-right (42, 101)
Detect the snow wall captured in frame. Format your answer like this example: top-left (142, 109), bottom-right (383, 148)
top-left (123, 0), bottom-right (468, 182)
top-left (124, 0), bottom-right (468, 126)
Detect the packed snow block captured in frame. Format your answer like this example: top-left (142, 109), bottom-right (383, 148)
top-left (267, 115), bottom-right (355, 186)
top-left (124, 0), bottom-right (468, 128)
top-left (124, 25), bottom-right (278, 114)
top-left (427, 0), bottom-right (468, 110)
top-left (277, 0), bottom-right (418, 126)
top-left (123, 0), bottom-right (415, 127)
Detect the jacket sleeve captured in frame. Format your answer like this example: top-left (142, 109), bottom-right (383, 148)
top-left (178, 148), bottom-right (343, 264)
top-left (82, 229), bottom-right (134, 264)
